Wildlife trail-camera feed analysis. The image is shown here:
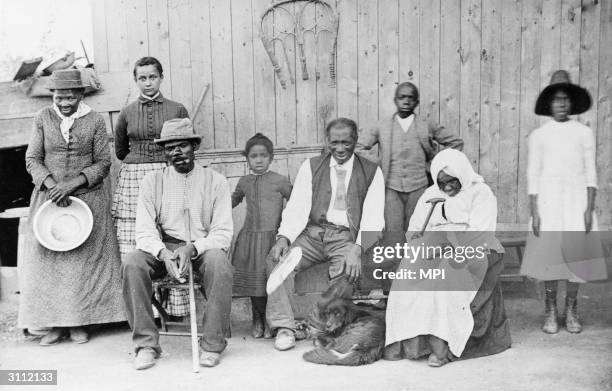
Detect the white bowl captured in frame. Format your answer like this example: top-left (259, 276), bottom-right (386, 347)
top-left (32, 196), bottom-right (93, 252)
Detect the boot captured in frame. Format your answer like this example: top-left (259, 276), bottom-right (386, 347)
top-left (542, 290), bottom-right (559, 334)
top-left (565, 297), bottom-right (582, 334)
top-left (251, 304), bottom-right (264, 339)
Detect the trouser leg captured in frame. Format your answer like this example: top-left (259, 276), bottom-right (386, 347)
top-left (323, 228), bottom-right (355, 282)
top-left (384, 188), bottom-right (405, 233)
top-left (197, 249), bottom-right (233, 353)
top-left (382, 188), bottom-right (406, 292)
top-left (266, 227), bottom-right (325, 332)
top-left (121, 250), bottom-right (166, 354)
top-left (404, 186), bottom-right (427, 232)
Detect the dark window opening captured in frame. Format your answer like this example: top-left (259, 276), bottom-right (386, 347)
top-left (0, 146), bottom-right (33, 267)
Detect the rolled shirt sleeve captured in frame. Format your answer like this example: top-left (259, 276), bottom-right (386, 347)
top-left (135, 173), bottom-right (166, 258)
top-left (277, 160), bottom-right (312, 244)
top-left (356, 167), bottom-right (385, 247)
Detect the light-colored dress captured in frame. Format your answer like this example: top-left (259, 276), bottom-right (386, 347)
top-left (18, 106), bottom-right (125, 329)
top-left (520, 119), bottom-right (607, 282)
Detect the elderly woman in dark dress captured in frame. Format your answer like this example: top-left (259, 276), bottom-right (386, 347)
top-left (18, 69), bottom-right (124, 346)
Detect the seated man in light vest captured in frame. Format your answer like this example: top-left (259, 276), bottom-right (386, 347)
top-left (266, 117), bottom-right (385, 351)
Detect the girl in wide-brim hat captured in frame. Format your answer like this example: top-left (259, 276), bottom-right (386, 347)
top-left (521, 70), bottom-right (607, 335)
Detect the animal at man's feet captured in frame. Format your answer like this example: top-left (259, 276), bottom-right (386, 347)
top-left (302, 297), bottom-right (386, 366)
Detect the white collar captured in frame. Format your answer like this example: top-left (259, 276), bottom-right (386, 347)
top-left (140, 92), bottom-right (160, 101)
top-left (329, 154), bottom-right (355, 170)
top-left (396, 113), bottom-right (415, 132)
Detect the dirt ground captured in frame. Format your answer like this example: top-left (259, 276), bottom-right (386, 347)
top-left (1, 282), bottom-right (611, 391)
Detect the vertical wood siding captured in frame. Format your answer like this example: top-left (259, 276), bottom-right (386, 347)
top-left (91, 0), bottom-right (612, 225)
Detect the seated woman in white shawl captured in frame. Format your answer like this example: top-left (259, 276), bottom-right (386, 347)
top-left (384, 149), bottom-right (511, 367)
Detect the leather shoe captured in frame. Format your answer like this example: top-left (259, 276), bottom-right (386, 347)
top-left (199, 350), bottom-right (221, 367)
top-left (39, 328), bottom-right (67, 346)
top-left (274, 328), bottom-right (296, 351)
top-left (69, 327), bottom-right (89, 344)
top-left (134, 347), bottom-right (158, 370)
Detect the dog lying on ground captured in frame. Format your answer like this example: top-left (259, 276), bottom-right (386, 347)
top-left (302, 278), bottom-right (386, 366)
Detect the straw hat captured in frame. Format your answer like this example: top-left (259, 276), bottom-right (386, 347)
top-left (535, 70), bottom-right (592, 116)
top-left (33, 197), bottom-right (93, 252)
top-left (47, 69), bottom-right (84, 90)
top-left (154, 118), bottom-right (202, 145)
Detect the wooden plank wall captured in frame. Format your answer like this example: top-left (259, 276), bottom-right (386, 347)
top-left (50, 0), bottom-right (612, 225)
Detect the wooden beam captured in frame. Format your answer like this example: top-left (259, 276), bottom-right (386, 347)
top-left (210, 0), bottom-right (236, 148)
top-left (596, 0), bottom-right (612, 226)
top-left (296, 2), bottom-right (318, 146)
top-left (336, 0), bottom-right (359, 123)
top-left (439, 0), bottom-right (461, 133)
top-left (273, 2), bottom-right (298, 147)
top-left (518, 0), bottom-right (543, 223)
top-left (459, 0), bottom-right (482, 167)
top-left (357, 0), bottom-right (379, 126)
top-left (479, 0), bottom-right (502, 195)
top-left (419, 0), bottom-right (440, 124)
top-left (231, 0), bottom-right (256, 149)
top-left (498, 0), bottom-right (522, 223)
top-left (252, 0), bottom-right (277, 144)
top-left (378, 0), bottom-right (399, 121)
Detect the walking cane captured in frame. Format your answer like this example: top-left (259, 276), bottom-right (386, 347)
top-left (183, 208), bottom-right (199, 373)
top-left (419, 198), bottom-right (446, 236)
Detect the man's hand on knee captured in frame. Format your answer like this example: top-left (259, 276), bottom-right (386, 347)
top-left (345, 244), bottom-right (362, 283)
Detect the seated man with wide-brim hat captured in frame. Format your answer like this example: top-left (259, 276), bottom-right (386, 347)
top-left (121, 118), bottom-right (234, 370)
